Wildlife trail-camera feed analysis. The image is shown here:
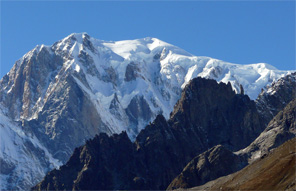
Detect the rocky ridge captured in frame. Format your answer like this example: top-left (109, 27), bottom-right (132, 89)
top-left (237, 98), bottom-right (296, 162)
top-left (167, 96), bottom-right (296, 190)
top-left (33, 77), bottom-right (267, 190)
top-left (167, 145), bottom-right (246, 190)
top-left (33, 74), bottom-right (296, 190)
top-left (192, 138), bottom-right (296, 191)
top-left (256, 72), bottom-right (296, 125)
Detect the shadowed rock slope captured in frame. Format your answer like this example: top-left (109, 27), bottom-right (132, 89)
top-left (192, 137), bottom-right (296, 191)
top-left (238, 98), bottom-right (296, 162)
top-left (167, 97), bottom-right (296, 190)
top-left (256, 72), bottom-right (296, 126)
top-left (33, 77), bottom-right (265, 190)
top-left (167, 145), bottom-right (247, 190)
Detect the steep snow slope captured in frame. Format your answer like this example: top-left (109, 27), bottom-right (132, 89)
top-left (0, 33), bottom-right (293, 190)
top-left (0, 105), bottom-right (61, 190)
top-left (55, 34), bottom-right (291, 138)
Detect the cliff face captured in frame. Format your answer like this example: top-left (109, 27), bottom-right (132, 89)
top-left (36, 132), bottom-right (141, 190)
top-left (256, 72), bottom-right (296, 125)
top-left (167, 97), bottom-right (296, 190)
top-left (33, 77), bottom-right (265, 190)
top-left (167, 145), bottom-right (246, 190)
top-left (238, 98), bottom-right (296, 162)
top-left (193, 138), bottom-right (296, 191)
top-left (169, 78), bottom-right (264, 151)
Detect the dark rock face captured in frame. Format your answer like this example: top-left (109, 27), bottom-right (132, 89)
top-left (0, 158), bottom-right (16, 175)
top-left (170, 78), bottom-right (264, 151)
top-left (256, 72), bottom-right (296, 126)
top-left (33, 77), bottom-right (265, 190)
top-left (125, 95), bottom-right (153, 135)
top-left (103, 66), bottom-right (118, 84)
top-left (167, 145), bottom-right (247, 190)
top-left (125, 62), bottom-right (141, 81)
top-left (238, 98), bottom-right (296, 162)
top-left (193, 138), bottom-right (296, 191)
top-left (0, 46), bottom-right (63, 119)
top-left (78, 50), bottom-right (99, 77)
top-left (29, 75), bottom-right (110, 162)
top-left (36, 132), bottom-right (141, 190)
top-left (82, 33), bottom-right (96, 53)
top-left (169, 96), bottom-right (296, 190)
top-left (126, 95), bottom-right (152, 122)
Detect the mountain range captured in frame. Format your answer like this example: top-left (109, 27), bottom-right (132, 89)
top-left (33, 75), bottom-right (296, 190)
top-left (0, 33), bottom-right (295, 190)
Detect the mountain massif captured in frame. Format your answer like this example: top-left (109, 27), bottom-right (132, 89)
top-left (0, 33), bottom-right (294, 190)
top-left (33, 76), bottom-right (296, 190)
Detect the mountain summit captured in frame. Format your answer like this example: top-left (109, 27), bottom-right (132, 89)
top-left (0, 33), bottom-right (293, 190)
top-left (1, 33), bottom-right (291, 138)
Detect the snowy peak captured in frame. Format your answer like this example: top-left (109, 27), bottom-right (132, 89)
top-left (1, 33), bottom-right (293, 133)
top-left (1, 33), bottom-right (293, 122)
top-left (22, 33), bottom-right (289, 100)
top-left (102, 36), bottom-right (193, 60)
top-left (0, 106), bottom-right (61, 190)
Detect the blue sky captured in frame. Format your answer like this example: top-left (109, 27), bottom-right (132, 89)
top-left (1, 1), bottom-right (295, 78)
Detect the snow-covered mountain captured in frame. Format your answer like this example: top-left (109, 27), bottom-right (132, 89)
top-left (0, 106), bottom-right (61, 190)
top-left (33, 76), bottom-right (296, 191)
top-left (1, 33), bottom-right (292, 138)
top-left (0, 33), bottom-right (293, 190)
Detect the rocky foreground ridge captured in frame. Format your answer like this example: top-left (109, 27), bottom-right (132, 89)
top-left (33, 76), bottom-right (296, 190)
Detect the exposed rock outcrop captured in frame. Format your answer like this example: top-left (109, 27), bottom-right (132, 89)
top-left (28, 74), bottom-right (109, 161)
top-left (237, 98), bottom-right (296, 162)
top-left (167, 145), bottom-right (246, 190)
top-left (192, 138), bottom-right (296, 191)
top-left (33, 77), bottom-right (265, 190)
top-left (256, 72), bottom-right (296, 126)
top-left (167, 97), bottom-right (296, 190)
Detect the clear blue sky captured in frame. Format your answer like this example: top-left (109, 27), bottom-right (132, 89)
top-left (1, 1), bottom-right (295, 78)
